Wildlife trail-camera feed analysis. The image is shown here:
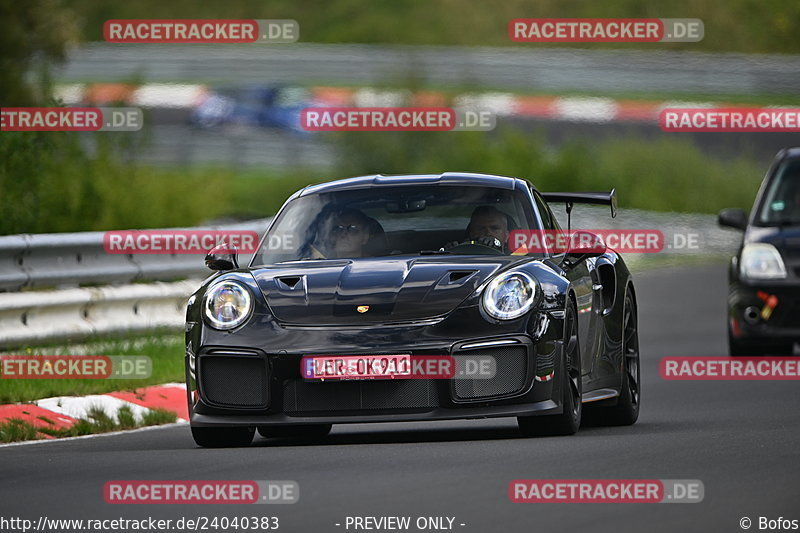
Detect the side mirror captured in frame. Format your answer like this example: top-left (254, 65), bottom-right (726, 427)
top-left (565, 230), bottom-right (606, 263)
top-left (205, 243), bottom-right (239, 271)
top-left (718, 208), bottom-right (748, 231)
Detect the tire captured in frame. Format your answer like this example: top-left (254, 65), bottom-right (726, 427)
top-left (191, 426), bottom-right (254, 448)
top-left (590, 288), bottom-right (640, 426)
top-left (518, 299), bottom-right (581, 437)
top-left (257, 424), bottom-right (332, 440)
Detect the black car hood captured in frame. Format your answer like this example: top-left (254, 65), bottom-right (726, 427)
top-left (252, 256), bottom-right (527, 325)
top-left (746, 225), bottom-right (800, 260)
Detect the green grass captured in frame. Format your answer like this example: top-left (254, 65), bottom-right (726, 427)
top-left (0, 131), bottom-right (233, 234)
top-left (591, 137), bottom-right (762, 213)
top-left (216, 130), bottom-right (766, 217)
top-left (0, 419), bottom-right (40, 443)
top-left (2, 125), bottom-right (766, 233)
top-left (0, 334), bottom-right (185, 404)
top-left (0, 127), bottom-right (331, 234)
top-left (331, 127), bottom-right (763, 214)
top-left (60, 405), bottom-right (177, 437)
top-left (228, 169), bottom-right (328, 219)
top-left (0, 405), bottom-right (177, 443)
top-left (62, 0), bottom-right (800, 54)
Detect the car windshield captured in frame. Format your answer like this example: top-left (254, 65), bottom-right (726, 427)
top-left (251, 183), bottom-right (540, 265)
top-left (755, 160), bottom-right (800, 226)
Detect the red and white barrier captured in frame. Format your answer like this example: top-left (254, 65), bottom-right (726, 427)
top-left (0, 383), bottom-right (188, 441)
top-left (54, 83), bottom-right (734, 124)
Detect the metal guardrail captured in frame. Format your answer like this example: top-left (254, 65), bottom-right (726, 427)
top-left (0, 218), bottom-right (272, 292)
top-left (0, 218), bottom-right (272, 348)
top-left (0, 280), bottom-right (200, 348)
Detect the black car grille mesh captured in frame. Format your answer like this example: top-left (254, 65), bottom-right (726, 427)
top-left (452, 345), bottom-right (528, 400)
top-left (199, 355), bottom-right (268, 408)
top-left (283, 378), bottom-right (439, 413)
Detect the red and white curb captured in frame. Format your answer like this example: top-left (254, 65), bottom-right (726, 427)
top-left (54, 83), bottom-right (209, 109)
top-left (0, 383), bottom-right (188, 440)
top-left (54, 83), bottom-right (733, 124)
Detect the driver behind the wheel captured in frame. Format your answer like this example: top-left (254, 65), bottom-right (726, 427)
top-left (443, 206), bottom-right (511, 252)
top-left (308, 208), bottom-right (377, 259)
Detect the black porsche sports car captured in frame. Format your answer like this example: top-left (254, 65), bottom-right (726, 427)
top-left (719, 147), bottom-right (800, 356)
top-left (185, 173), bottom-right (640, 447)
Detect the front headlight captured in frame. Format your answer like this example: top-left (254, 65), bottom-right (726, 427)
top-left (482, 271), bottom-right (538, 320)
top-left (740, 243), bottom-right (787, 280)
top-left (203, 280), bottom-right (253, 329)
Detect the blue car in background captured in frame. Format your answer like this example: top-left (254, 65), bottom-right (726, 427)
top-left (190, 85), bottom-right (317, 133)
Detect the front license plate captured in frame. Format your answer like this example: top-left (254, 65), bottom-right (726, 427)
top-left (302, 354), bottom-right (412, 380)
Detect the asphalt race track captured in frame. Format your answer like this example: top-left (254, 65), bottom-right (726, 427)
top-left (2, 263), bottom-right (798, 533)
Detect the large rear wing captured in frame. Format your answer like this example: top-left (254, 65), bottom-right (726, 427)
top-left (541, 189), bottom-right (618, 218)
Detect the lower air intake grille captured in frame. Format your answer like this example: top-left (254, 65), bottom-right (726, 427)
top-left (199, 355), bottom-right (268, 408)
top-left (283, 379), bottom-right (439, 413)
top-left (776, 300), bottom-right (800, 329)
top-left (452, 345), bottom-right (528, 400)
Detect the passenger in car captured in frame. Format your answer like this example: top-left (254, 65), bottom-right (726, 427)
top-left (442, 206), bottom-right (514, 252)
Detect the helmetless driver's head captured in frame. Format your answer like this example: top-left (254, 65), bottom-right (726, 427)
top-left (324, 208), bottom-right (371, 257)
top-left (468, 206), bottom-right (510, 244)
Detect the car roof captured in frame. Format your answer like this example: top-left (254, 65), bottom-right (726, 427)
top-left (783, 147), bottom-right (800, 160)
top-left (296, 173), bottom-right (531, 198)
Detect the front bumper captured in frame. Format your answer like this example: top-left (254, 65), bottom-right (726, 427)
top-left (186, 328), bottom-right (565, 427)
top-left (190, 400), bottom-right (560, 427)
top-left (728, 280), bottom-right (800, 342)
